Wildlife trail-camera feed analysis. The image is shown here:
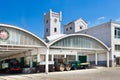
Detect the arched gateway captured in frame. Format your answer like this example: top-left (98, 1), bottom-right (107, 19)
top-left (47, 34), bottom-right (110, 72)
top-left (0, 24), bottom-right (47, 73)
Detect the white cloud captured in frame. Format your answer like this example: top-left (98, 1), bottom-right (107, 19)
top-left (115, 17), bottom-right (120, 22)
top-left (97, 16), bottom-right (105, 20)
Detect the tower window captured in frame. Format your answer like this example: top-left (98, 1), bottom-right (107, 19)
top-left (54, 28), bottom-right (57, 32)
top-left (70, 27), bottom-right (72, 30)
top-left (54, 18), bottom-right (57, 23)
top-left (66, 28), bottom-right (68, 31)
top-left (46, 20), bottom-right (48, 24)
top-left (46, 28), bottom-right (48, 32)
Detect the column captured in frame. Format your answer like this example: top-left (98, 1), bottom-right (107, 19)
top-left (95, 53), bottom-right (98, 65)
top-left (45, 47), bottom-right (49, 74)
top-left (37, 54), bottom-right (40, 63)
top-left (107, 51), bottom-right (109, 67)
top-left (30, 53), bottom-right (33, 68)
top-left (37, 48), bottom-right (40, 63)
top-left (64, 54), bottom-right (66, 58)
top-left (76, 53), bottom-right (78, 61)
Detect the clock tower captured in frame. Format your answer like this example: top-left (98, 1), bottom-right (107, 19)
top-left (44, 9), bottom-right (62, 39)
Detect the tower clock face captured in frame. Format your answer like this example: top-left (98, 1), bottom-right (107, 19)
top-left (54, 18), bottom-right (57, 23)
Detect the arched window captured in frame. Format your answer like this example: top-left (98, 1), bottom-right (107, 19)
top-left (54, 28), bottom-right (57, 32)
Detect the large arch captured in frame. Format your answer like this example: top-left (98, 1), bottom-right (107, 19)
top-left (46, 34), bottom-right (110, 73)
top-left (0, 24), bottom-right (47, 46)
top-left (48, 34), bottom-right (109, 51)
top-left (0, 24), bottom-right (47, 59)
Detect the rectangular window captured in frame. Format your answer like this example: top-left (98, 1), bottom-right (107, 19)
top-left (49, 55), bottom-right (52, 61)
top-left (115, 27), bottom-right (120, 38)
top-left (115, 45), bottom-right (120, 51)
top-left (66, 55), bottom-right (75, 62)
top-left (40, 55), bottom-right (46, 61)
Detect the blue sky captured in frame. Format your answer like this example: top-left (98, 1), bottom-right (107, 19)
top-left (0, 0), bottom-right (120, 38)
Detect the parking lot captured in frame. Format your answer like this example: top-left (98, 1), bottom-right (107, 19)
top-left (0, 67), bottom-right (120, 80)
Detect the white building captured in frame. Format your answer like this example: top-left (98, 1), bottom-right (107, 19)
top-left (78, 21), bottom-right (120, 67)
top-left (44, 10), bottom-right (110, 70)
top-left (63, 18), bottom-right (87, 34)
top-left (0, 10), bottom-right (115, 74)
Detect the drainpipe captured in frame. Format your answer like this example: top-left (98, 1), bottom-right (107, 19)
top-left (107, 51), bottom-right (110, 68)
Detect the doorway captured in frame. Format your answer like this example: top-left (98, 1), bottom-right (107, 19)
top-left (79, 56), bottom-right (87, 63)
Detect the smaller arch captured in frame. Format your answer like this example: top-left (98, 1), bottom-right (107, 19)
top-left (48, 34), bottom-right (110, 51)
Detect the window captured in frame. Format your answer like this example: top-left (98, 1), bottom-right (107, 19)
top-left (49, 55), bottom-right (52, 61)
top-left (115, 45), bottom-right (120, 51)
top-left (46, 28), bottom-right (48, 32)
top-left (54, 28), bottom-right (57, 32)
top-left (54, 18), bottom-right (57, 23)
top-left (66, 28), bottom-right (68, 31)
top-left (115, 27), bottom-right (120, 38)
top-left (80, 26), bottom-right (83, 29)
top-left (70, 27), bottom-right (72, 30)
top-left (46, 20), bottom-right (48, 24)
top-left (66, 55), bottom-right (75, 62)
top-left (40, 55), bottom-right (46, 61)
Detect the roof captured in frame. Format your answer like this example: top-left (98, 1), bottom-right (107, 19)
top-left (0, 24), bottom-right (47, 46)
top-left (46, 34), bottom-right (65, 42)
top-left (64, 18), bottom-right (87, 26)
top-left (48, 34), bottom-right (110, 51)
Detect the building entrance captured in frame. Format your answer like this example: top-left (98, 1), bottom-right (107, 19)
top-left (79, 56), bottom-right (87, 63)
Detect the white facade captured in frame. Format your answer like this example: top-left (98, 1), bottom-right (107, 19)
top-left (79, 21), bottom-right (120, 66)
top-left (63, 18), bottom-right (87, 34)
top-left (44, 9), bottom-right (62, 38)
top-left (49, 34), bottom-right (110, 67)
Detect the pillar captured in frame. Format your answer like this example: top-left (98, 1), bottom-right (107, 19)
top-left (95, 53), bottom-right (98, 65)
top-left (37, 54), bottom-right (40, 63)
top-left (30, 53), bottom-right (33, 68)
top-left (107, 51), bottom-right (109, 67)
top-left (64, 54), bottom-right (66, 58)
top-left (76, 53), bottom-right (78, 61)
top-left (45, 47), bottom-right (49, 74)
top-left (37, 48), bottom-right (40, 63)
